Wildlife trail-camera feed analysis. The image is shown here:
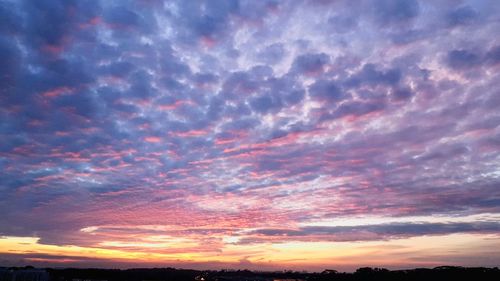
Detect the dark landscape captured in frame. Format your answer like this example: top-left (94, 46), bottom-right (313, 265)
top-left (2, 266), bottom-right (500, 281)
top-left (1, 0), bottom-right (500, 277)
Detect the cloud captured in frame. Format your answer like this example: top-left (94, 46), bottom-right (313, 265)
top-left (256, 43), bottom-right (286, 64)
top-left (309, 80), bottom-right (347, 103)
top-left (446, 6), bottom-right (478, 27)
top-left (485, 45), bottom-right (500, 65)
top-left (169, 0), bottom-right (240, 44)
top-left (243, 221), bottom-right (500, 243)
top-left (249, 95), bottom-right (282, 114)
top-left (0, 0), bottom-right (500, 269)
top-left (446, 49), bottom-right (482, 70)
top-left (0, 36), bottom-right (21, 93)
top-left (291, 53), bottom-right (330, 76)
top-left (373, 0), bottom-right (420, 25)
top-left (346, 63), bottom-right (402, 87)
top-left (391, 87), bottom-right (413, 101)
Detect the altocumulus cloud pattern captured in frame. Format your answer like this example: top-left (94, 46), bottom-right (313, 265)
top-left (1, 0), bottom-right (500, 271)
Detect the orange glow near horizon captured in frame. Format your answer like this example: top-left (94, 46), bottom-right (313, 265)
top-left (2, 233), bottom-right (500, 271)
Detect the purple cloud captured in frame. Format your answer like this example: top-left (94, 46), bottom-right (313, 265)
top-left (1, 0), bottom-right (499, 269)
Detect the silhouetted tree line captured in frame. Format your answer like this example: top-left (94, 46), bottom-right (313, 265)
top-left (312, 266), bottom-right (500, 281)
top-left (47, 267), bottom-right (199, 281)
top-left (2, 266), bottom-right (499, 281)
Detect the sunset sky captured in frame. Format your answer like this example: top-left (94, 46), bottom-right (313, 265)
top-left (1, 0), bottom-right (500, 272)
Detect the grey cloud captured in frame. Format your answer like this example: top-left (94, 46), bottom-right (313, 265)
top-left (391, 87), bottom-right (413, 101)
top-left (0, 36), bottom-right (21, 94)
top-left (328, 15), bottom-right (358, 34)
top-left (345, 63), bottom-right (401, 87)
top-left (309, 80), bottom-right (347, 102)
top-left (485, 45), bottom-right (500, 65)
top-left (446, 49), bottom-right (481, 70)
top-left (172, 0), bottom-right (240, 44)
top-left (249, 95), bottom-right (283, 114)
top-left (329, 100), bottom-right (386, 120)
top-left (291, 53), bottom-right (330, 76)
top-left (447, 6), bottom-right (478, 27)
top-left (373, 0), bottom-right (420, 25)
top-left (247, 221), bottom-right (500, 242)
top-left (256, 43), bottom-right (286, 64)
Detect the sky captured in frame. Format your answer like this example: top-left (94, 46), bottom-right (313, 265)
top-left (1, 0), bottom-right (500, 272)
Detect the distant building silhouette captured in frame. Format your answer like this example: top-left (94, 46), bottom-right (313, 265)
top-left (71, 279), bottom-right (108, 281)
top-left (215, 276), bottom-right (273, 281)
top-left (0, 268), bottom-right (49, 281)
top-left (2, 266), bottom-right (500, 281)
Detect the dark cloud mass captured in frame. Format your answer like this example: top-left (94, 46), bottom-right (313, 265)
top-left (374, 0), bottom-right (420, 25)
top-left (0, 0), bottom-right (500, 269)
top-left (246, 221), bottom-right (500, 242)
